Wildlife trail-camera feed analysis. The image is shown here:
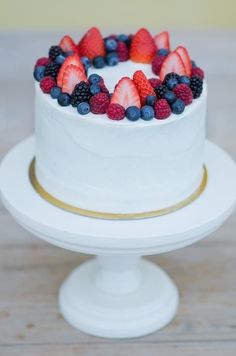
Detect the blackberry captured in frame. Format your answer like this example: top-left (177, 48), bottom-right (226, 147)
top-left (49, 45), bottom-right (63, 60)
top-left (44, 62), bottom-right (60, 79)
top-left (163, 72), bottom-right (180, 85)
top-left (71, 82), bottom-right (92, 107)
top-left (155, 84), bottom-right (168, 99)
top-left (190, 76), bottom-right (203, 98)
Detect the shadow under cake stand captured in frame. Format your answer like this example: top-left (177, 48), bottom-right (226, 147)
top-left (0, 136), bottom-right (236, 339)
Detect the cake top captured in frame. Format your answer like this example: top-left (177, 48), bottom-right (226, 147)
top-left (33, 27), bottom-right (205, 122)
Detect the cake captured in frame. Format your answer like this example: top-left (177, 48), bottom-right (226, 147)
top-left (32, 28), bottom-right (207, 218)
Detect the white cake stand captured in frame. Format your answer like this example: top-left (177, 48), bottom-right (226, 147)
top-left (0, 137), bottom-right (236, 339)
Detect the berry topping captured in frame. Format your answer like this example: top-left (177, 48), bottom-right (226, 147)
top-left (111, 77), bottom-right (141, 109)
top-left (141, 105), bottom-right (155, 121)
top-left (166, 77), bottom-right (179, 90)
top-left (79, 27), bottom-right (105, 60)
top-left (57, 54), bottom-right (85, 87)
top-left (49, 45), bottom-right (63, 61)
top-left (81, 56), bottom-right (91, 70)
top-left (33, 66), bottom-right (45, 81)
top-left (159, 52), bottom-right (186, 81)
top-left (157, 48), bottom-right (169, 56)
top-left (106, 103), bottom-right (125, 120)
top-left (59, 35), bottom-right (78, 54)
top-left (44, 62), bottom-right (60, 79)
top-left (163, 90), bottom-right (176, 104)
top-left (71, 81), bottom-right (92, 107)
top-left (163, 72), bottom-right (180, 84)
top-left (40, 76), bottom-right (56, 93)
top-left (125, 106), bottom-right (141, 121)
top-left (93, 56), bottom-right (106, 68)
top-left (171, 98), bottom-right (185, 114)
top-left (152, 55), bottom-right (165, 75)
top-left (117, 41), bottom-right (129, 62)
top-left (191, 67), bottom-right (204, 79)
top-left (90, 93), bottom-right (110, 114)
top-left (148, 78), bottom-right (162, 89)
top-left (90, 84), bottom-right (101, 95)
top-left (153, 31), bottom-right (170, 51)
top-left (133, 70), bottom-right (155, 105)
top-left (105, 38), bottom-right (118, 52)
top-left (154, 99), bottom-right (171, 120)
top-left (88, 73), bottom-right (102, 84)
top-left (175, 46), bottom-right (192, 77)
top-left (106, 52), bottom-right (119, 66)
top-left (179, 75), bottom-right (190, 86)
top-left (155, 84), bottom-right (168, 99)
top-left (130, 28), bottom-right (156, 64)
top-left (50, 86), bottom-right (61, 99)
top-left (99, 79), bottom-right (109, 94)
top-left (34, 57), bottom-right (51, 68)
top-left (117, 34), bottom-right (130, 44)
top-left (77, 102), bottom-right (91, 115)
top-left (57, 92), bottom-right (71, 106)
top-left (173, 83), bottom-right (193, 105)
top-left (146, 95), bottom-right (157, 106)
top-left (55, 54), bottom-right (66, 65)
top-left (190, 76), bottom-right (203, 98)
top-left (61, 64), bottom-right (87, 94)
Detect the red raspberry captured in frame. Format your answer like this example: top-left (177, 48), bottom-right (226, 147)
top-left (99, 79), bottom-right (109, 94)
top-left (191, 67), bottom-right (204, 79)
top-left (148, 78), bottom-right (162, 88)
top-left (90, 93), bottom-right (110, 114)
top-left (117, 41), bottom-right (129, 62)
top-left (154, 99), bottom-right (171, 120)
top-left (34, 57), bottom-right (51, 68)
top-left (152, 55), bottom-right (165, 75)
top-left (40, 76), bottom-right (56, 93)
top-left (173, 83), bottom-right (193, 105)
top-left (106, 103), bottom-right (125, 120)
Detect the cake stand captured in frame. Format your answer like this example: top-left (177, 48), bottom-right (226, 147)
top-left (0, 136), bottom-right (236, 339)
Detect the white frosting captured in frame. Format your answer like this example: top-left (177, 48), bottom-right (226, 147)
top-left (35, 62), bottom-right (207, 214)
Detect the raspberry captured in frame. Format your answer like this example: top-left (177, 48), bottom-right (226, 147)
top-left (191, 67), bottom-right (204, 79)
top-left (99, 79), bottom-right (109, 94)
top-left (117, 41), bottom-right (129, 62)
top-left (173, 83), bottom-right (193, 105)
top-left (154, 99), bottom-right (171, 120)
top-left (34, 57), bottom-right (51, 68)
top-left (148, 78), bottom-right (162, 88)
top-left (40, 76), bottom-right (56, 93)
top-left (90, 93), bottom-right (110, 114)
top-left (152, 55), bottom-right (165, 75)
top-left (106, 103), bottom-right (125, 120)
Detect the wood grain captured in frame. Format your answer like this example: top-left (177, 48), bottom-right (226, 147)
top-left (0, 30), bottom-right (236, 356)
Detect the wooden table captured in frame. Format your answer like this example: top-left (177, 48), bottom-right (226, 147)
top-left (0, 30), bottom-right (235, 356)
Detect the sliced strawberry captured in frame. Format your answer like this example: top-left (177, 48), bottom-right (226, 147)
top-left (111, 77), bottom-right (141, 109)
top-left (133, 70), bottom-right (155, 105)
top-left (153, 31), bottom-right (170, 51)
top-left (130, 28), bottom-right (156, 64)
top-left (62, 65), bottom-right (87, 94)
top-left (57, 54), bottom-right (85, 87)
top-left (159, 52), bottom-right (186, 81)
top-left (175, 46), bottom-right (192, 77)
top-left (59, 35), bottom-right (78, 54)
top-left (79, 27), bottom-right (105, 60)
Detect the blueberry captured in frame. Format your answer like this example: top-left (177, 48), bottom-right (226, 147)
top-left (33, 66), bottom-right (45, 81)
top-left (191, 60), bottom-right (197, 68)
top-left (179, 75), bottom-right (190, 86)
top-left (105, 38), bottom-right (118, 52)
top-left (55, 54), bottom-right (66, 65)
top-left (64, 51), bottom-right (74, 57)
top-left (163, 90), bottom-right (176, 104)
top-left (90, 84), bottom-right (101, 95)
top-left (106, 52), bottom-right (119, 66)
top-left (93, 56), bottom-right (105, 69)
top-left (125, 106), bottom-right (141, 121)
top-left (77, 102), bottom-right (90, 115)
top-left (50, 86), bottom-right (61, 99)
top-left (171, 98), bottom-right (185, 114)
top-left (146, 95), bottom-right (156, 106)
top-left (141, 106), bottom-right (154, 121)
top-left (157, 48), bottom-right (169, 56)
top-left (166, 77), bottom-right (178, 90)
top-left (88, 73), bottom-right (102, 84)
top-left (57, 93), bottom-right (71, 106)
top-left (81, 56), bottom-right (91, 70)
top-left (117, 34), bottom-right (129, 43)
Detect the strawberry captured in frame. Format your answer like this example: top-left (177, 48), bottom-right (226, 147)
top-left (59, 35), bottom-right (78, 54)
top-left (159, 52), bottom-right (186, 81)
top-left (79, 27), bottom-right (105, 60)
top-left (61, 65), bottom-right (87, 94)
top-left (133, 70), bottom-right (155, 105)
top-left (111, 77), bottom-right (141, 109)
top-left (130, 28), bottom-right (156, 64)
top-left (175, 46), bottom-right (192, 77)
top-left (153, 31), bottom-right (170, 51)
top-left (57, 54), bottom-right (85, 87)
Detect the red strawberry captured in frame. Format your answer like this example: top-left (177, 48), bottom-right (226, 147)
top-left (175, 46), bottom-right (192, 77)
top-left (59, 35), bottom-right (78, 54)
top-left (57, 54), bottom-right (85, 87)
top-left (62, 65), bottom-right (87, 94)
top-left (159, 52), bottom-right (186, 81)
top-left (130, 28), bottom-right (156, 64)
top-left (153, 31), bottom-right (170, 50)
top-left (133, 70), bottom-right (155, 105)
top-left (79, 27), bottom-right (105, 60)
top-left (111, 77), bottom-right (141, 109)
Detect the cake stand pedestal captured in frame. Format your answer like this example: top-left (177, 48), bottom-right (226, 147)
top-left (0, 137), bottom-right (236, 339)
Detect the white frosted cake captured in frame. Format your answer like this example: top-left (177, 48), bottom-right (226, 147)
top-left (33, 27), bottom-right (207, 217)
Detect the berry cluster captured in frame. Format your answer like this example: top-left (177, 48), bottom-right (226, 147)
top-left (33, 27), bottom-right (205, 122)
